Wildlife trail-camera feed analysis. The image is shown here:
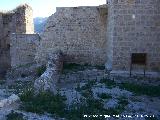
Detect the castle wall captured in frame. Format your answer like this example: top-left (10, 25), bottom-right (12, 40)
top-left (107, 0), bottom-right (160, 73)
top-left (10, 34), bottom-right (40, 68)
top-left (0, 13), bottom-right (12, 73)
top-left (36, 5), bottom-right (108, 65)
top-left (0, 4), bottom-right (34, 73)
top-left (14, 5), bottom-right (34, 33)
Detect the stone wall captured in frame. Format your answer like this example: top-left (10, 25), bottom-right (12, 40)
top-left (10, 34), bottom-right (40, 68)
top-left (36, 5), bottom-right (108, 65)
top-left (0, 13), bottom-right (12, 73)
top-left (0, 4), bottom-right (34, 73)
top-left (22, 5), bottom-right (34, 33)
top-left (106, 0), bottom-right (160, 73)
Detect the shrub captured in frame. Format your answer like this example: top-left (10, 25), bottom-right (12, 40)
top-left (81, 88), bottom-right (93, 98)
top-left (65, 98), bottom-right (104, 120)
top-left (21, 74), bottom-right (27, 78)
top-left (19, 88), bottom-right (128, 120)
top-left (20, 90), bottom-right (66, 116)
top-left (0, 80), bottom-right (5, 85)
top-left (119, 82), bottom-right (160, 97)
top-left (62, 63), bottom-right (87, 73)
top-left (78, 80), bottom-right (97, 91)
top-left (6, 110), bottom-right (25, 120)
top-left (100, 78), bottom-right (116, 88)
top-left (36, 65), bottom-right (46, 76)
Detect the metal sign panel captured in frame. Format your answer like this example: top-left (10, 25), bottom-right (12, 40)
top-left (130, 53), bottom-right (147, 77)
top-left (131, 53), bottom-right (147, 65)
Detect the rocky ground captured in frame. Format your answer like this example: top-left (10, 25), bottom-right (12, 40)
top-left (0, 64), bottom-right (160, 120)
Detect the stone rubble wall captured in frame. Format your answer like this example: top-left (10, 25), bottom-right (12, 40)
top-left (10, 33), bottom-right (40, 68)
top-left (12, 4), bottom-right (34, 34)
top-left (36, 5), bottom-right (108, 65)
top-left (0, 13), bottom-right (12, 73)
top-left (0, 4), bottom-right (34, 73)
top-left (106, 0), bottom-right (160, 72)
top-left (34, 51), bottom-right (63, 94)
top-left (23, 5), bottom-right (34, 34)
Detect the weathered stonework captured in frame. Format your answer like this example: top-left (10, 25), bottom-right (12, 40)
top-left (1, 1), bottom-right (160, 77)
top-left (34, 51), bottom-right (63, 94)
top-left (36, 5), bottom-right (108, 65)
top-left (106, 0), bottom-right (160, 73)
top-left (0, 4), bottom-right (35, 74)
top-left (10, 33), bottom-right (40, 68)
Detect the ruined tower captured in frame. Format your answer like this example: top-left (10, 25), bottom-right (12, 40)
top-left (0, 4), bottom-right (34, 75)
top-left (13, 4), bottom-right (34, 33)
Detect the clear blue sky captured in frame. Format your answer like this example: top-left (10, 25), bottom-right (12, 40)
top-left (0, 0), bottom-right (106, 17)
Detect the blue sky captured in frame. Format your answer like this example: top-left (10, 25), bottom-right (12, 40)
top-left (0, 0), bottom-right (106, 17)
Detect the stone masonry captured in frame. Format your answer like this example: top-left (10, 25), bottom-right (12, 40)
top-left (10, 33), bottom-right (40, 68)
top-left (36, 5), bottom-right (108, 65)
top-left (1, 1), bottom-right (160, 76)
top-left (34, 50), bottom-right (63, 94)
top-left (0, 4), bottom-right (34, 73)
top-left (106, 0), bottom-right (160, 73)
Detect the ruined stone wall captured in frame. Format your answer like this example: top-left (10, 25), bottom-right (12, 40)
top-left (36, 5), bottom-right (108, 65)
top-left (0, 13), bottom-right (12, 73)
top-left (0, 4), bottom-right (34, 72)
top-left (13, 4), bottom-right (34, 34)
top-left (107, 0), bottom-right (160, 72)
top-left (10, 34), bottom-right (40, 68)
top-left (16, 5), bottom-right (34, 33)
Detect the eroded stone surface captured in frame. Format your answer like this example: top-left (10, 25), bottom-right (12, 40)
top-left (10, 34), bottom-right (40, 68)
top-left (36, 5), bottom-right (108, 65)
top-left (106, 0), bottom-right (160, 72)
top-left (0, 4), bottom-right (35, 73)
top-left (34, 51), bottom-right (63, 94)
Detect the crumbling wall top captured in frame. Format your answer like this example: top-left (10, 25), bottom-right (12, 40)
top-left (0, 4), bottom-right (32, 15)
top-left (106, 0), bottom-right (160, 5)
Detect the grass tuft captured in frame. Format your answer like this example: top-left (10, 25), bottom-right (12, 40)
top-left (36, 65), bottom-right (46, 77)
top-left (119, 82), bottom-right (160, 97)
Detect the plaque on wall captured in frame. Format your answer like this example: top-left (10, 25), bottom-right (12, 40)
top-left (131, 53), bottom-right (147, 65)
top-left (130, 53), bottom-right (147, 77)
